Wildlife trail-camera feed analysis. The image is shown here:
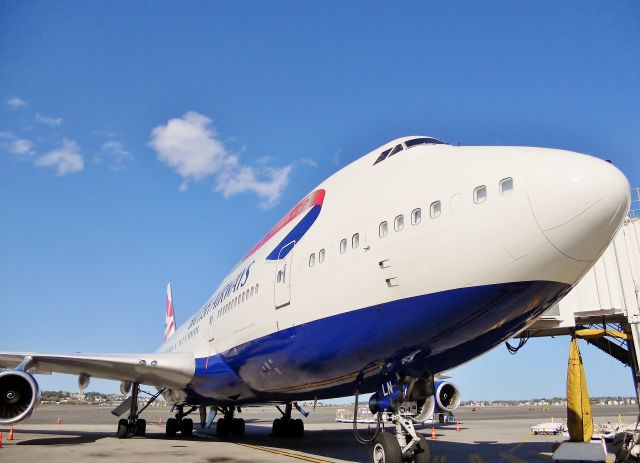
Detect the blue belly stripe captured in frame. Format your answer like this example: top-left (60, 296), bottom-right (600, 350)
top-left (186, 280), bottom-right (570, 405)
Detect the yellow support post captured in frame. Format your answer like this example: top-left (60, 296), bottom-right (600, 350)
top-left (567, 337), bottom-right (593, 442)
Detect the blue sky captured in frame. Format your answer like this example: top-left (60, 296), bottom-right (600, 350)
top-left (1, 1), bottom-right (639, 400)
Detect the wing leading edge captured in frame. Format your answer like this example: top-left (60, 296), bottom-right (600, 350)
top-left (0, 351), bottom-right (194, 389)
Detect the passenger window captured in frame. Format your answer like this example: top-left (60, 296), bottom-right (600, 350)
top-left (340, 239), bottom-right (347, 254)
top-left (242, 293), bottom-right (245, 302)
top-left (474, 185), bottom-right (487, 204)
top-left (277, 271), bottom-right (282, 282)
top-left (373, 148), bottom-right (393, 165)
top-left (352, 233), bottom-right (359, 249)
top-left (500, 177), bottom-right (514, 195)
top-left (379, 221), bottom-right (388, 238)
top-left (255, 284), bottom-right (259, 294)
top-left (430, 201), bottom-right (441, 218)
top-left (394, 215), bottom-right (404, 232)
top-left (388, 144), bottom-right (404, 157)
top-left (250, 287), bottom-right (254, 297)
top-left (319, 248), bottom-right (325, 263)
top-left (309, 253), bottom-right (316, 267)
top-left (411, 208), bottom-right (421, 225)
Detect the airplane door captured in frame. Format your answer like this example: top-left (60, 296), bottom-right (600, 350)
top-left (274, 240), bottom-right (295, 309)
top-left (207, 314), bottom-right (217, 357)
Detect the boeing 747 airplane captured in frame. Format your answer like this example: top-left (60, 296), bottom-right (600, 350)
top-left (0, 136), bottom-right (630, 463)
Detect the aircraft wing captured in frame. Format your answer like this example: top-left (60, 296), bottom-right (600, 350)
top-left (0, 351), bottom-right (194, 389)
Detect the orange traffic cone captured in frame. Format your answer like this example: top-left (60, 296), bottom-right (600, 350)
top-left (57, 417), bottom-right (62, 424)
top-left (431, 425), bottom-right (437, 439)
top-left (7, 427), bottom-right (14, 440)
top-left (456, 421), bottom-right (460, 432)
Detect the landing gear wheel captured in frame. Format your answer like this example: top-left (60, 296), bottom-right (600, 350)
top-left (217, 417), bottom-right (230, 438)
top-left (370, 431), bottom-right (402, 463)
top-left (181, 418), bottom-right (193, 437)
top-left (135, 419), bottom-right (147, 437)
top-left (413, 436), bottom-right (430, 463)
top-left (272, 418), bottom-right (283, 436)
top-left (166, 417), bottom-right (179, 437)
top-left (117, 418), bottom-right (128, 439)
top-left (293, 419), bottom-right (304, 437)
top-left (231, 418), bottom-right (245, 437)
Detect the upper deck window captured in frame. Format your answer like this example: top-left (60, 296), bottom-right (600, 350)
top-left (405, 137), bottom-right (445, 148)
top-left (500, 177), bottom-right (514, 195)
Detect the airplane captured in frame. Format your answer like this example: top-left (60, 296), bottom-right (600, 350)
top-left (0, 136), bottom-right (631, 463)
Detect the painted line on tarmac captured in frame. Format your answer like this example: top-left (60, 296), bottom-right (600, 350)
top-left (193, 432), bottom-right (334, 463)
top-left (528, 450), bottom-right (553, 461)
top-left (235, 443), bottom-right (334, 463)
top-left (499, 451), bottom-right (530, 463)
top-left (468, 453), bottom-right (485, 463)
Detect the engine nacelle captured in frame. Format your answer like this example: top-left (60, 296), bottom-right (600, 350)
top-left (0, 370), bottom-right (41, 425)
top-left (434, 380), bottom-right (461, 412)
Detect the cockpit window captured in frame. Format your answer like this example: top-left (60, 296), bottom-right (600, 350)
top-left (373, 148), bottom-right (393, 165)
top-left (405, 137), bottom-right (445, 148)
top-left (388, 144), bottom-right (404, 157)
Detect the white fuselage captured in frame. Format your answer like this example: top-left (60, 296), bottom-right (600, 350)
top-left (157, 137), bottom-right (629, 404)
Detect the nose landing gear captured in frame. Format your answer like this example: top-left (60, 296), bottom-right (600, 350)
top-left (356, 375), bottom-right (433, 463)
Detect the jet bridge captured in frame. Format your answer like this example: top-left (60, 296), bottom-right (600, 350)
top-left (522, 188), bottom-right (640, 398)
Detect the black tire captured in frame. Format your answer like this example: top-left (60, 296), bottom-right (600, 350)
top-left (231, 418), bottom-right (245, 437)
top-left (181, 418), bottom-right (193, 437)
top-left (370, 431), bottom-right (402, 463)
top-left (293, 419), bottom-right (304, 437)
top-left (117, 418), bottom-right (129, 439)
top-left (135, 419), bottom-right (147, 437)
top-left (166, 417), bottom-right (179, 437)
top-left (272, 418), bottom-right (283, 436)
top-left (413, 436), bottom-right (430, 463)
top-left (216, 418), bottom-right (229, 438)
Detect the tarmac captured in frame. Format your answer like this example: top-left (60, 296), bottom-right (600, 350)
top-left (0, 404), bottom-right (635, 462)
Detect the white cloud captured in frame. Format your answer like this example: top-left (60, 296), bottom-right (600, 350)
top-left (0, 131), bottom-right (35, 156)
top-left (6, 97), bottom-right (26, 109)
top-left (97, 139), bottom-right (132, 171)
top-left (35, 113), bottom-right (63, 127)
top-left (36, 138), bottom-right (84, 175)
top-left (149, 111), bottom-right (292, 208)
top-left (300, 157), bottom-right (318, 168)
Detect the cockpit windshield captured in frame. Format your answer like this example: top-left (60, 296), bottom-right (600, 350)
top-left (405, 137), bottom-right (446, 148)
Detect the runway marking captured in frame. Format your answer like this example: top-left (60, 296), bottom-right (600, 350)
top-left (499, 452), bottom-right (529, 463)
top-left (194, 432), bottom-right (335, 462)
top-left (235, 443), bottom-right (334, 463)
top-left (468, 453), bottom-right (485, 463)
top-left (528, 450), bottom-right (553, 461)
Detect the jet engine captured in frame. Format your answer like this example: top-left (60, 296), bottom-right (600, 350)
top-left (434, 380), bottom-right (461, 412)
top-left (0, 370), bottom-right (41, 424)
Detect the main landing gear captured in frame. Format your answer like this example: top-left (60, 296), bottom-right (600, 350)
top-left (116, 383), bottom-right (165, 439)
top-left (165, 405), bottom-right (197, 438)
top-left (215, 406), bottom-right (245, 438)
top-left (272, 403), bottom-right (304, 437)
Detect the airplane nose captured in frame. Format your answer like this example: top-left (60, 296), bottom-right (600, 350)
top-left (528, 150), bottom-right (630, 262)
